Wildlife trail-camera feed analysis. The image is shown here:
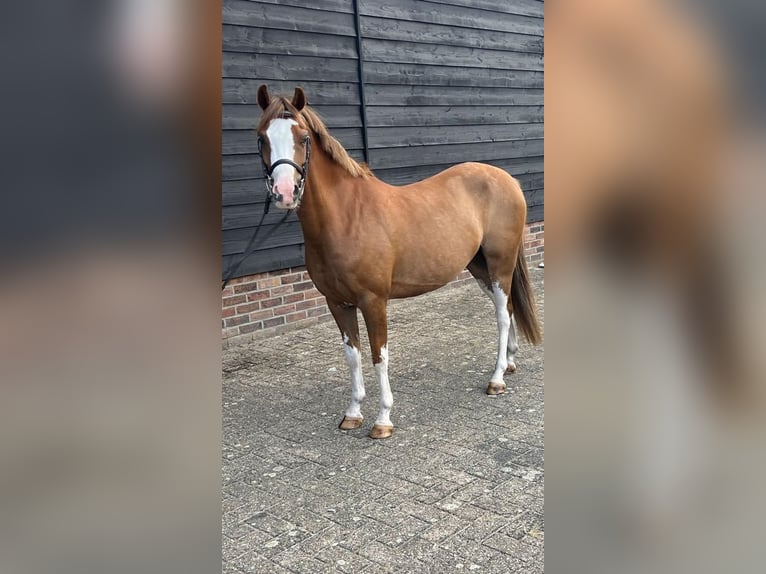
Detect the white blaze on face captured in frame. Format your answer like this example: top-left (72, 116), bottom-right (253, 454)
top-left (265, 118), bottom-right (299, 207)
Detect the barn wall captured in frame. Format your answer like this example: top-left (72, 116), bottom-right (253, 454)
top-left (358, 0), bottom-right (544, 224)
top-left (222, 0), bottom-right (544, 280)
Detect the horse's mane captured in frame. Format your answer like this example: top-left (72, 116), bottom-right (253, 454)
top-left (257, 96), bottom-right (373, 179)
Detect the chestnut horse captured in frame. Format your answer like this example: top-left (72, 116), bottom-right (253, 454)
top-left (255, 85), bottom-right (541, 438)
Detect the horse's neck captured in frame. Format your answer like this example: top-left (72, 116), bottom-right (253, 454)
top-left (297, 147), bottom-right (362, 243)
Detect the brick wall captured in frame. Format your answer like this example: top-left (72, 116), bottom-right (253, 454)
top-left (525, 221), bottom-right (545, 266)
top-left (222, 222), bottom-right (543, 346)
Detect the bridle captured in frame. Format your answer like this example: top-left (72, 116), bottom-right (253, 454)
top-left (257, 115), bottom-right (312, 207)
top-left (221, 113), bottom-right (311, 291)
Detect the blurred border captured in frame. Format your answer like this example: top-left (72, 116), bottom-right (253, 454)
top-left (0, 2), bottom-right (223, 574)
top-left (546, 1), bottom-right (766, 573)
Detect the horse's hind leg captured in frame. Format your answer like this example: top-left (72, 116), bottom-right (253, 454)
top-left (486, 277), bottom-right (513, 395)
top-left (328, 301), bottom-right (366, 430)
top-left (468, 250), bottom-right (515, 393)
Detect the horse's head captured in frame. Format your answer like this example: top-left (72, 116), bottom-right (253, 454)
top-left (256, 85), bottom-right (311, 210)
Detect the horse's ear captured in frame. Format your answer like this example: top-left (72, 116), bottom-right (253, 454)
top-left (291, 87), bottom-right (307, 111)
top-left (257, 85), bottom-right (271, 110)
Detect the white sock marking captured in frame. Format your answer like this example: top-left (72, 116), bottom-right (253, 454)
top-left (490, 282), bottom-right (510, 383)
top-left (374, 345), bottom-right (393, 426)
top-left (342, 334), bottom-right (365, 419)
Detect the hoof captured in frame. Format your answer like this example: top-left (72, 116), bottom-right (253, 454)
top-left (486, 381), bottom-right (507, 395)
top-left (339, 416), bottom-right (364, 430)
top-left (506, 363), bottom-right (517, 373)
top-left (369, 424), bottom-right (394, 439)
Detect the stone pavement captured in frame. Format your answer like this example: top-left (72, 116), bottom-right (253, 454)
top-left (222, 270), bottom-right (544, 573)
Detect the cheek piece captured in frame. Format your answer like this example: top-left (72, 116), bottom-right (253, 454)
top-left (258, 134), bottom-right (311, 207)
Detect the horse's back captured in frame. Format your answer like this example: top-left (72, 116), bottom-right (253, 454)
top-left (405, 161), bottom-right (525, 207)
top-left (413, 162), bottom-right (527, 232)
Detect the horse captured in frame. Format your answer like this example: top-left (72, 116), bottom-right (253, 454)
top-left (255, 84), bottom-right (541, 439)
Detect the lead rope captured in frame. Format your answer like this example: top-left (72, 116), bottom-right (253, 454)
top-left (221, 198), bottom-right (290, 291)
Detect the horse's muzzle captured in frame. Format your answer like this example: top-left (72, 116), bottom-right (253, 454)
top-left (272, 178), bottom-right (302, 209)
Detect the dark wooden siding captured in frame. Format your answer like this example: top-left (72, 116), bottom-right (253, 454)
top-left (358, 0), bottom-right (544, 226)
top-left (222, 0), bottom-right (543, 278)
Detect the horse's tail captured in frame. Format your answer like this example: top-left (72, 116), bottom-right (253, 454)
top-left (511, 245), bottom-right (542, 345)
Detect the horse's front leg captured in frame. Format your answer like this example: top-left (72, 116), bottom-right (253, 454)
top-left (359, 296), bottom-right (393, 439)
top-left (328, 301), bottom-right (366, 430)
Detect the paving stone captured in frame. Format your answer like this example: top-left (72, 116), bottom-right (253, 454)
top-left (375, 515), bottom-right (431, 547)
top-left (229, 550), bottom-right (274, 573)
top-left (272, 546), bottom-right (333, 574)
top-left (338, 520), bottom-right (393, 551)
top-left (298, 525), bottom-right (347, 555)
top-left (315, 544), bottom-right (373, 572)
top-left (223, 529), bottom-right (273, 562)
top-left (419, 513), bottom-right (467, 543)
top-left (222, 272), bottom-right (544, 572)
top-left (356, 540), bottom-right (428, 573)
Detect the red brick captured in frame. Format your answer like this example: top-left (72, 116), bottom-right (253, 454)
top-left (303, 288), bottom-right (323, 299)
top-left (235, 301), bottom-right (261, 314)
top-left (223, 295), bottom-right (246, 307)
top-left (270, 285), bottom-right (293, 296)
top-left (284, 292), bottom-right (305, 304)
top-left (295, 299), bottom-right (319, 311)
top-left (293, 281), bottom-right (315, 292)
top-left (239, 322), bottom-right (263, 334)
top-left (273, 303), bottom-right (297, 315)
top-left (233, 282), bottom-right (258, 294)
top-left (246, 290), bottom-right (270, 302)
top-left (224, 315), bottom-right (250, 328)
top-left (257, 277), bottom-right (281, 289)
top-left (280, 273), bottom-right (303, 285)
top-left (222, 307), bottom-right (236, 318)
top-left (222, 287), bottom-right (235, 297)
top-left (249, 309), bottom-right (273, 321)
top-left (261, 297), bottom-right (283, 309)
top-left (286, 311), bottom-right (308, 323)
top-left (263, 316), bottom-right (286, 328)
